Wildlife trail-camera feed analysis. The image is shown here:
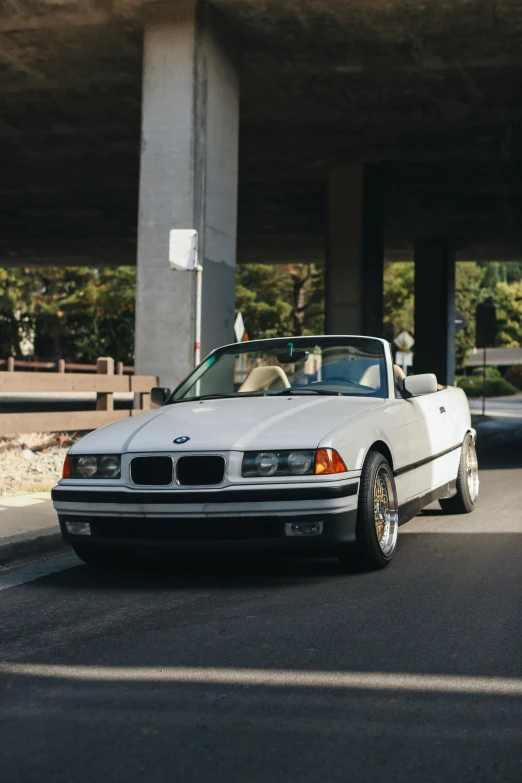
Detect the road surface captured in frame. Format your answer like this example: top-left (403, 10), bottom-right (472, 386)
top-left (1, 420), bottom-right (521, 782)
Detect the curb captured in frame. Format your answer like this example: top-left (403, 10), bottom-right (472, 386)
top-left (0, 529), bottom-right (70, 568)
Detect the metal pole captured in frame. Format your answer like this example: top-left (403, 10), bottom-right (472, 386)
top-left (482, 345), bottom-right (486, 416)
top-left (194, 263), bottom-right (203, 368)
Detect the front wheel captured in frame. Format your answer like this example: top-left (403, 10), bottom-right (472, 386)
top-left (72, 544), bottom-right (135, 569)
top-left (439, 433), bottom-right (479, 514)
top-left (339, 451), bottom-right (399, 571)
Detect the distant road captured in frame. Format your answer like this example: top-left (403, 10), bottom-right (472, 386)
top-left (469, 394), bottom-right (522, 419)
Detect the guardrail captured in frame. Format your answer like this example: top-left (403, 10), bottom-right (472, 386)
top-left (0, 357), bottom-right (134, 374)
top-left (0, 357), bottom-right (157, 436)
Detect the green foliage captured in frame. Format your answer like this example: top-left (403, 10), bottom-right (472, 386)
top-left (470, 365), bottom-right (502, 380)
top-left (505, 365), bottom-right (522, 390)
top-left (0, 266), bottom-right (136, 363)
top-left (457, 376), bottom-right (517, 397)
top-left (236, 264), bottom-right (324, 340)
top-left (492, 280), bottom-right (522, 348)
top-left (455, 262), bottom-right (485, 370)
top-left (382, 262), bottom-right (414, 344)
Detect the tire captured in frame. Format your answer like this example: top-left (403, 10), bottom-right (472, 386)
top-left (439, 433), bottom-right (479, 514)
top-left (72, 544), bottom-right (135, 569)
top-left (338, 451), bottom-right (399, 571)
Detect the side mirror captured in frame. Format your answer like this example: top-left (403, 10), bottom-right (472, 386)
top-left (403, 373), bottom-right (437, 397)
top-left (151, 387), bottom-right (171, 407)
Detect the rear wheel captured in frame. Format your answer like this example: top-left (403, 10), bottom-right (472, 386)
top-left (439, 433), bottom-right (479, 514)
top-left (72, 545), bottom-right (135, 569)
top-left (339, 451), bottom-right (399, 571)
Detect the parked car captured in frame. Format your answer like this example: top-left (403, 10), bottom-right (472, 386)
top-left (52, 335), bottom-right (478, 570)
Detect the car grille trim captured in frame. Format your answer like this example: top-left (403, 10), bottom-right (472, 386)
top-left (68, 515), bottom-right (286, 541)
top-left (130, 456), bottom-right (173, 486)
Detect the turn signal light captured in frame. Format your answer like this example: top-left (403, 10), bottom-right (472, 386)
top-left (314, 448), bottom-right (347, 475)
top-left (62, 455), bottom-right (71, 479)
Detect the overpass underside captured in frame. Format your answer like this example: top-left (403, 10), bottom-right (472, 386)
top-left (2, 0), bottom-right (522, 387)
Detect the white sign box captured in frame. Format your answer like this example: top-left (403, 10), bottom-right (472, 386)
top-left (169, 229), bottom-right (198, 271)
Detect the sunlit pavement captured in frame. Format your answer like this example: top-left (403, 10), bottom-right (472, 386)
top-left (0, 419), bottom-right (521, 782)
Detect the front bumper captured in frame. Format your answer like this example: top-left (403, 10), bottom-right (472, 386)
top-left (53, 479), bottom-right (359, 552)
top-left (58, 510), bottom-right (357, 552)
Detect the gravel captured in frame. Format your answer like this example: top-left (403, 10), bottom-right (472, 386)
top-left (0, 433), bottom-right (81, 498)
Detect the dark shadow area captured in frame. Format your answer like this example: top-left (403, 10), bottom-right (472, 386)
top-left (476, 437), bottom-right (522, 470)
top-left (22, 550), bottom-right (349, 592)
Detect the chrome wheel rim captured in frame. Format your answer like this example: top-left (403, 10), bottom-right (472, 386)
top-left (373, 466), bottom-right (398, 556)
top-left (465, 439), bottom-right (479, 504)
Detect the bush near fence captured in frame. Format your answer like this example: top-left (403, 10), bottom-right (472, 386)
top-left (457, 375), bottom-right (518, 397)
top-left (505, 365), bottom-right (522, 390)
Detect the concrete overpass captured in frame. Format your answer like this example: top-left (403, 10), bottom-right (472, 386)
top-left (2, 0), bottom-right (522, 387)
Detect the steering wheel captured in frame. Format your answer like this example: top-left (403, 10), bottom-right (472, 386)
top-left (319, 377), bottom-right (362, 387)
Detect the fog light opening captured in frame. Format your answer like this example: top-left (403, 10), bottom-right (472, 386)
top-left (65, 520), bottom-right (91, 536)
top-left (284, 521), bottom-right (323, 537)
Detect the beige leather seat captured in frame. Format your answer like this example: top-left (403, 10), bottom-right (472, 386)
top-left (393, 364), bottom-right (406, 388)
top-left (359, 364), bottom-right (381, 389)
top-left (239, 365), bottom-right (291, 392)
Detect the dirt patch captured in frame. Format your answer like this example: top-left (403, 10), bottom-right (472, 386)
top-left (0, 433), bottom-right (83, 498)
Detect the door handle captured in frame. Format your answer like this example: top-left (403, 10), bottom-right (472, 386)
top-left (440, 406), bottom-right (446, 414)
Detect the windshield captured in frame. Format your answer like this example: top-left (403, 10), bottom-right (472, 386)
top-left (171, 337), bottom-right (388, 402)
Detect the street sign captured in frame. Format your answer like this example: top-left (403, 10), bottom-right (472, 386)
top-left (394, 330), bottom-right (414, 350)
top-left (234, 312), bottom-right (245, 343)
top-left (455, 310), bottom-right (468, 333)
top-left (396, 351), bottom-right (413, 368)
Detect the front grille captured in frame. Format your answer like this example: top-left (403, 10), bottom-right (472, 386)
top-left (176, 456), bottom-right (225, 486)
top-left (131, 456), bottom-right (173, 486)
top-left (86, 516), bottom-right (283, 541)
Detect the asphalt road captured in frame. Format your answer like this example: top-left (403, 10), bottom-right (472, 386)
top-left (1, 422), bottom-right (521, 782)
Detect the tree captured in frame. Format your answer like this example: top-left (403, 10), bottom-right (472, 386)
top-left (493, 280), bottom-right (522, 348)
top-left (236, 263), bottom-right (324, 339)
top-left (0, 266), bottom-right (136, 363)
top-left (455, 262), bottom-right (485, 369)
top-left (382, 262), bottom-right (414, 344)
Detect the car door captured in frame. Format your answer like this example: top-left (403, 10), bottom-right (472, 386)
top-left (400, 387), bottom-right (458, 499)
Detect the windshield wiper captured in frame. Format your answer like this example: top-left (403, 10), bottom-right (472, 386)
top-left (171, 393), bottom-right (267, 403)
top-left (270, 389), bottom-right (343, 396)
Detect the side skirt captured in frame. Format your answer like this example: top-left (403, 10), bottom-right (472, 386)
top-left (398, 480), bottom-right (457, 525)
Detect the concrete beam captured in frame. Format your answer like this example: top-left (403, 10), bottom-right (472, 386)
top-left (134, 0), bottom-right (239, 389)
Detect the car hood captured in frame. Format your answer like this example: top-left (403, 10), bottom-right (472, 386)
top-left (73, 396), bottom-right (385, 453)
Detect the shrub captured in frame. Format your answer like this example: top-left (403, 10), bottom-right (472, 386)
top-left (471, 365), bottom-right (501, 380)
top-left (505, 365), bottom-right (522, 390)
top-left (457, 376), bottom-right (517, 397)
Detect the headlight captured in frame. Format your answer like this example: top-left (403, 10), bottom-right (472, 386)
top-left (242, 450), bottom-right (316, 477)
top-left (71, 455), bottom-right (121, 479)
top-left (242, 449), bottom-right (347, 477)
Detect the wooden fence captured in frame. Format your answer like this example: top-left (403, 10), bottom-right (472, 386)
top-left (0, 357), bottom-right (157, 436)
top-left (0, 357), bottom-right (134, 374)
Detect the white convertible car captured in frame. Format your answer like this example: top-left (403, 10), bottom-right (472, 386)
top-left (53, 335), bottom-right (478, 570)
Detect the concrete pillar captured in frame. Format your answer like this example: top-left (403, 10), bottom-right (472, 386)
top-left (325, 163), bottom-right (384, 337)
top-left (135, 0), bottom-right (239, 389)
top-left (414, 240), bottom-right (455, 386)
